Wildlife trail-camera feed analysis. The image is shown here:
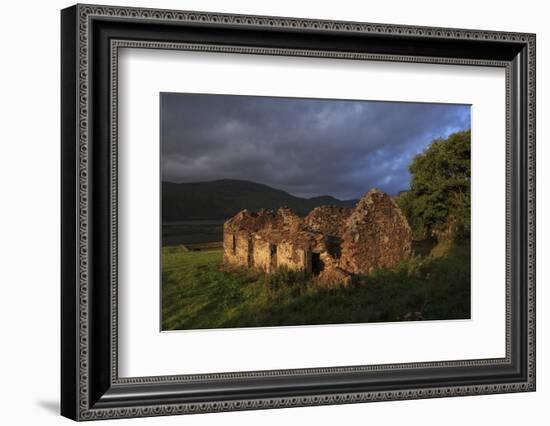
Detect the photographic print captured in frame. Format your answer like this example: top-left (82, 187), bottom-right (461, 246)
top-left (161, 93), bottom-right (471, 331)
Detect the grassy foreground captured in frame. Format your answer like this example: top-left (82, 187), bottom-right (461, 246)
top-left (161, 241), bottom-right (470, 331)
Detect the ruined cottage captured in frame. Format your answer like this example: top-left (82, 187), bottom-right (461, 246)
top-left (223, 189), bottom-right (412, 286)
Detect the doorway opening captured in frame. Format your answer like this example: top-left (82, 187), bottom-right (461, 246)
top-left (311, 252), bottom-right (324, 276)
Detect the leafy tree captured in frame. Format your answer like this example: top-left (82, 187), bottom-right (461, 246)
top-left (396, 130), bottom-right (471, 241)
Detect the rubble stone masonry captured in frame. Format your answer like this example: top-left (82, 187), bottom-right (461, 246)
top-left (222, 189), bottom-right (412, 286)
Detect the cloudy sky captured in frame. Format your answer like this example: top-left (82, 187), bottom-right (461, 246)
top-left (161, 93), bottom-right (470, 200)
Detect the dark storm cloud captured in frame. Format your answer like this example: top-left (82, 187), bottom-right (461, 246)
top-left (161, 93), bottom-right (470, 199)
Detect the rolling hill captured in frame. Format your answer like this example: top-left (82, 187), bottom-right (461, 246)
top-left (162, 179), bottom-right (358, 221)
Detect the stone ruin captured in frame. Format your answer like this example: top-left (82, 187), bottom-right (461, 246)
top-left (222, 189), bottom-right (412, 286)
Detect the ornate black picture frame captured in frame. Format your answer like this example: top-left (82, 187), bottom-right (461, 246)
top-left (61, 4), bottom-right (536, 421)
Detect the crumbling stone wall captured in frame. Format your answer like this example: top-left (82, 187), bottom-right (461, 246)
top-left (223, 231), bottom-right (252, 268)
top-left (223, 210), bottom-right (262, 267)
top-left (340, 189), bottom-right (412, 274)
top-left (275, 207), bottom-right (303, 233)
top-left (252, 236), bottom-right (275, 272)
top-left (277, 241), bottom-right (309, 272)
top-left (304, 205), bottom-right (352, 238)
top-left (222, 189), bottom-right (412, 286)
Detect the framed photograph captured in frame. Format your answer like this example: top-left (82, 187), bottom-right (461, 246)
top-left (61, 4), bottom-right (536, 421)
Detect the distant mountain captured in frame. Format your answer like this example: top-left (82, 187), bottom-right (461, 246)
top-left (162, 179), bottom-right (358, 221)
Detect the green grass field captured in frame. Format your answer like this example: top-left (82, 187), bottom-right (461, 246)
top-left (161, 241), bottom-right (471, 330)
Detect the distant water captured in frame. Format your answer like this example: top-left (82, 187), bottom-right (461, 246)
top-left (162, 220), bottom-right (224, 246)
